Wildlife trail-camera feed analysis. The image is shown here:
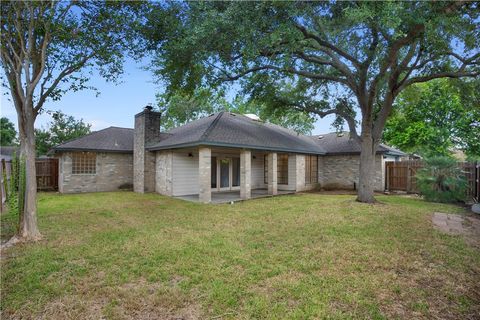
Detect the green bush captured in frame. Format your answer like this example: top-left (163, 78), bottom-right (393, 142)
top-left (417, 157), bottom-right (467, 203)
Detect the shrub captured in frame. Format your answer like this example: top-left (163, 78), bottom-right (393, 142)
top-left (417, 157), bottom-right (467, 203)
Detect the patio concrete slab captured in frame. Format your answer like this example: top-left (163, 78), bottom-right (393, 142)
top-left (175, 189), bottom-right (294, 204)
top-left (433, 212), bottom-right (480, 248)
top-left (433, 212), bottom-right (465, 234)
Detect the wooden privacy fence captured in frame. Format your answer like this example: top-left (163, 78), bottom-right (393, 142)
top-left (1, 158), bottom-right (59, 200)
top-left (385, 160), bottom-right (480, 202)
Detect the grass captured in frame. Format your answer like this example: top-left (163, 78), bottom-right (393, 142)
top-left (1, 192), bottom-right (479, 319)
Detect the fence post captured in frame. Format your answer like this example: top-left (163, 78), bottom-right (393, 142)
top-left (0, 159), bottom-right (4, 213)
top-left (385, 162), bottom-right (389, 191)
top-left (476, 161), bottom-right (480, 203)
top-left (406, 161), bottom-right (411, 193)
top-left (1, 159), bottom-right (7, 200)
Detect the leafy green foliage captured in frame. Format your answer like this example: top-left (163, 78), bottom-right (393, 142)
top-left (230, 97), bottom-right (316, 135)
top-left (35, 111), bottom-right (91, 156)
top-left (0, 117), bottom-right (17, 146)
top-left (6, 153), bottom-right (26, 217)
top-left (1, 1), bottom-right (147, 107)
top-left (417, 157), bottom-right (467, 203)
top-left (157, 88), bottom-right (315, 134)
top-left (7, 154), bottom-right (19, 216)
top-left (383, 79), bottom-right (480, 159)
top-left (145, 1), bottom-right (479, 138)
top-left (156, 88), bottom-right (230, 130)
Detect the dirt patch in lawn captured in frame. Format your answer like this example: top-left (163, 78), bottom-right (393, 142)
top-left (15, 277), bottom-right (201, 320)
top-left (433, 212), bottom-right (480, 248)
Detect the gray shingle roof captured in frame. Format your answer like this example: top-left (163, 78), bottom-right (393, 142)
top-left (53, 127), bottom-right (134, 153)
top-left (51, 116), bottom-right (405, 156)
top-left (311, 132), bottom-right (406, 156)
top-left (148, 112), bottom-right (326, 154)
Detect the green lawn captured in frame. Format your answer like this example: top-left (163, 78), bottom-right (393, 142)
top-left (1, 192), bottom-right (479, 319)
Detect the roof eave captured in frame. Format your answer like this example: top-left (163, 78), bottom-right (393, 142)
top-left (52, 147), bottom-right (133, 153)
top-left (324, 150), bottom-right (388, 156)
top-left (384, 150), bottom-right (407, 157)
top-left (147, 140), bottom-right (326, 155)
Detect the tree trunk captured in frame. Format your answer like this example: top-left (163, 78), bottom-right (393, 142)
top-left (17, 111), bottom-right (41, 241)
top-left (357, 132), bottom-right (377, 203)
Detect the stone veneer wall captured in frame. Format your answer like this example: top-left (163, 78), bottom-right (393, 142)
top-left (318, 154), bottom-right (384, 191)
top-left (58, 152), bottom-right (133, 193)
top-left (155, 150), bottom-right (173, 196)
top-left (133, 109), bottom-right (161, 193)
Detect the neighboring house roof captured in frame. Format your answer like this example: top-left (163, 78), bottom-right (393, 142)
top-left (0, 146), bottom-right (19, 160)
top-left (311, 132), bottom-right (406, 156)
top-left (148, 112), bottom-right (326, 155)
top-left (53, 127), bottom-right (134, 153)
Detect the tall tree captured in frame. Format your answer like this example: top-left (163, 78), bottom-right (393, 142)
top-left (35, 111), bottom-right (91, 156)
top-left (0, 1), bottom-right (144, 241)
top-left (0, 117), bottom-right (17, 146)
top-left (146, 1), bottom-right (479, 203)
top-left (383, 79), bottom-right (480, 159)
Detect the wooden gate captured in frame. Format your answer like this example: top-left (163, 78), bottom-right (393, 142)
top-left (385, 160), bottom-right (423, 193)
top-left (35, 158), bottom-right (59, 191)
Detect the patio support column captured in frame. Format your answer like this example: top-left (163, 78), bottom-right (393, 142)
top-left (295, 154), bottom-right (306, 192)
top-left (240, 149), bottom-right (251, 200)
top-left (267, 152), bottom-right (278, 195)
top-left (199, 147), bottom-right (211, 203)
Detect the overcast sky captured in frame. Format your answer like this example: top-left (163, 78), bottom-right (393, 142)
top-left (1, 57), bottom-right (337, 135)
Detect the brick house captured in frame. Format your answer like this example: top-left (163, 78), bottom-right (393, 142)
top-left (52, 106), bottom-right (404, 203)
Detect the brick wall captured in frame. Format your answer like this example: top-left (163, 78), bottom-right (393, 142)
top-left (318, 154), bottom-right (384, 191)
top-left (59, 152), bottom-right (133, 193)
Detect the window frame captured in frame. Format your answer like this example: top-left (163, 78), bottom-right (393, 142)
top-left (264, 153), bottom-right (289, 185)
top-left (277, 153), bottom-right (289, 185)
top-left (264, 154), bottom-right (268, 184)
top-left (71, 152), bottom-right (97, 175)
top-left (305, 155), bottom-right (318, 185)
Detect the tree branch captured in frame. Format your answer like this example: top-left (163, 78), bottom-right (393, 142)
top-left (34, 53), bottom-right (95, 112)
top-left (220, 64), bottom-right (351, 87)
top-left (294, 23), bottom-right (361, 68)
top-left (403, 70), bottom-right (480, 87)
top-left (292, 100), bottom-right (360, 143)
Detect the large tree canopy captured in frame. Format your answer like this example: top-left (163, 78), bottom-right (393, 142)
top-left (383, 79), bottom-right (480, 159)
top-left (146, 1), bottom-right (479, 202)
top-left (0, 1), bottom-right (145, 241)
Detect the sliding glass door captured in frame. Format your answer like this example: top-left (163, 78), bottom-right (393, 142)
top-left (219, 159), bottom-right (230, 189)
top-left (213, 157), bottom-right (240, 191)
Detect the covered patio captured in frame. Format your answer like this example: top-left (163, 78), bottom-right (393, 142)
top-left (175, 188), bottom-right (295, 204)
top-left (150, 112), bottom-right (325, 203)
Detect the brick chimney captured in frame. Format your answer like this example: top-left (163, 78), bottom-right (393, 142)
top-left (134, 105), bottom-right (161, 193)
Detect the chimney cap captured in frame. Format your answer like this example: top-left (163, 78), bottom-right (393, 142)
top-left (144, 104), bottom-right (153, 111)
